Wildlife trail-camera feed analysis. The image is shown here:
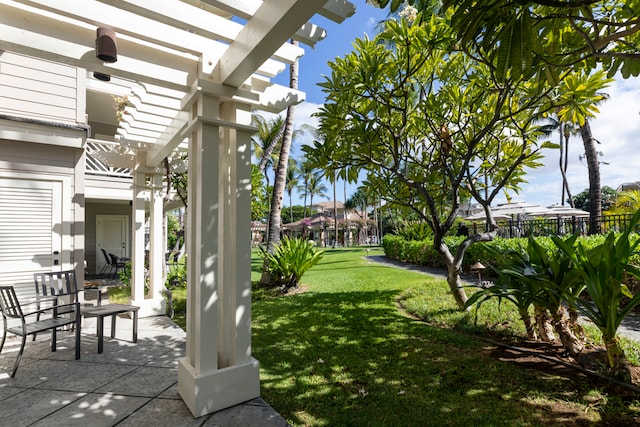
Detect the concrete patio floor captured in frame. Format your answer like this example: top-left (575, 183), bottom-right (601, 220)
top-left (0, 315), bottom-right (287, 426)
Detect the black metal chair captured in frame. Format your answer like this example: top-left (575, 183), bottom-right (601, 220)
top-left (0, 285), bottom-right (81, 377)
top-left (109, 253), bottom-right (127, 279)
top-left (99, 248), bottom-right (113, 278)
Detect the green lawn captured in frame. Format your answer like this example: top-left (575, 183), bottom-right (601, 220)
top-left (251, 247), bottom-right (640, 426)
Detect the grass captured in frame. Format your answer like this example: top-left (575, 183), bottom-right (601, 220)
top-left (112, 247), bottom-right (640, 424)
top-left (251, 247), bottom-right (640, 426)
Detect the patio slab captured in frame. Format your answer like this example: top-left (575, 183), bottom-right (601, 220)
top-left (0, 316), bottom-right (288, 427)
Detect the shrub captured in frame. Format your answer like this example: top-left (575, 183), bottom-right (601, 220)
top-left (261, 236), bottom-right (324, 290)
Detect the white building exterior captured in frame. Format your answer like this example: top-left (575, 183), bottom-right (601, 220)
top-left (0, 0), bottom-right (354, 417)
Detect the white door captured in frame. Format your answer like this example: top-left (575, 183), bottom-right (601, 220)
top-left (96, 215), bottom-right (128, 273)
top-left (0, 177), bottom-right (62, 298)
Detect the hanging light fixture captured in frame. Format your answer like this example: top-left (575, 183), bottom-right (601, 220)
top-left (93, 72), bottom-right (111, 81)
top-left (94, 27), bottom-right (117, 81)
top-left (96, 27), bottom-right (117, 63)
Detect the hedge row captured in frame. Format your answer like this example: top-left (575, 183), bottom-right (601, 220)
top-left (381, 234), bottom-right (618, 273)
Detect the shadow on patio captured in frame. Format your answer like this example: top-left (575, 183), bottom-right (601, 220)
top-left (0, 316), bottom-right (286, 427)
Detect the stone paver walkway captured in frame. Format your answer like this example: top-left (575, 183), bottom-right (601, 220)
top-left (0, 315), bottom-right (287, 427)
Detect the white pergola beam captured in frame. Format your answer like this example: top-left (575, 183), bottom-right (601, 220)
top-left (203, 0), bottom-right (355, 24)
top-left (317, 0), bottom-right (356, 23)
top-left (0, 2), bottom-right (195, 90)
top-left (16, 0), bottom-right (304, 66)
top-left (215, 0), bottom-right (327, 87)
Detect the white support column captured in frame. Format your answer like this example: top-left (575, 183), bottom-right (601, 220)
top-left (178, 89), bottom-right (259, 417)
top-left (131, 169), bottom-right (147, 305)
top-left (138, 173), bottom-right (166, 316)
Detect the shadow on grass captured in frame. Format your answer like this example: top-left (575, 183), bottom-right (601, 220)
top-left (253, 288), bottom-right (640, 426)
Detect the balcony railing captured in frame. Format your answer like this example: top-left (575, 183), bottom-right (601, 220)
top-left (85, 139), bottom-right (131, 179)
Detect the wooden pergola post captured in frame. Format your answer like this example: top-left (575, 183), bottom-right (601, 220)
top-left (177, 87), bottom-right (258, 416)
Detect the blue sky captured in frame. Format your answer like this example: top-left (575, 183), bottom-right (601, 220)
top-left (270, 1), bottom-right (640, 210)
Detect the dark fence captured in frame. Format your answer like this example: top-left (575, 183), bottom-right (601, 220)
top-left (469, 214), bottom-right (637, 238)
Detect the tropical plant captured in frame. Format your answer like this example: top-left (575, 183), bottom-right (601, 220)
top-left (285, 159), bottom-right (300, 223)
top-left (311, 16), bottom-right (555, 309)
top-left (260, 39), bottom-right (300, 286)
top-left (251, 164), bottom-right (269, 221)
top-left (606, 190), bottom-right (640, 216)
top-left (465, 257), bottom-right (541, 341)
top-left (517, 235), bottom-right (584, 354)
top-left (554, 209), bottom-right (640, 382)
top-left (252, 114), bottom-right (284, 188)
top-left (297, 160), bottom-right (316, 218)
top-left (260, 236), bottom-right (324, 290)
top-left (542, 116), bottom-right (579, 207)
top-left (306, 173), bottom-right (328, 212)
top-left (395, 219), bottom-right (432, 242)
top-left (554, 70), bottom-right (613, 234)
top-left (375, 1), bottom-right (640, 83)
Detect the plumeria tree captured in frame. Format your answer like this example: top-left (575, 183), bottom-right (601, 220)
top-left (374, 1), bottom-right (640, 83)
top-left (310, 17), bottom-right (560, 309)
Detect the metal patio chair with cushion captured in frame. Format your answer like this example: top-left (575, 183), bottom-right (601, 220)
top-left (0, 285), bottom-right (81, 377)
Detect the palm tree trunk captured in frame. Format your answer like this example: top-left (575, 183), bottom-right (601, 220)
top-left (559, 125), bottom-right (565, 205)
top-left (333, 173), bottom-right (337, 248)
top-left (303, 190), bottom-right (308, 218)
top-left (260, 40), bottom-right (298, 285)
top-left (581, 120), bottom-right (601, 235)
top-left (563, 125), bottom-right (575, 208)
top-left (343, 179), bottom-right (349, 247)
top-left (288, 190), bottom-right (293, 223)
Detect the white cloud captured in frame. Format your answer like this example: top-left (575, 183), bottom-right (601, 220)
top-left (518, 76), bottom-right (640, 207)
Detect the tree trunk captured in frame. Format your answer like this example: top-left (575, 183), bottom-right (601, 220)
top-left (562, 124), bottom-right (575, 208)
top-left (344, 179), bottom-right (349, 247)
top-left (559, 124), bottom-right (566, 205)
top-left (551, 306), bottom-right (584, 355)
top-left (289, 190), bottom-right (294, 223)
top-left (567, 305), bottom-right (585, 340)
top-left (580, 120), bottom-right (601, 235)
top-left (519, 308), bottom-right (538, 341)
top-left (433, 239), bottom-right (468, 310)
top-left (604, 335), bottom-right (632, 383)
top-left (446, 262), bottom-right (468, 310)
top-left (333, 173), bottom-right (337, 248)
top-left (534, 305), bottom-right (556, 342)
top-left (260, 40), bottom-right (298, 285)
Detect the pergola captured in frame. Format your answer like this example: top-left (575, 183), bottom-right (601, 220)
top-left (0, 0), bottom-right (355, 416)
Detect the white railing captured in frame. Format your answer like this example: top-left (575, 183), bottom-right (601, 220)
top-left (85, 139), bottom-right (131, 179)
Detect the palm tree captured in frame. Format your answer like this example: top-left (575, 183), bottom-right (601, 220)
top-left (285, 158), bottom-right (300, 223)
top-left (260, 39), bottom-right (299, 285)
top-left (252, 114), bottom-right (284, 188)
top-left (307, 173), bottom-right (328, 213)
top-left (560, 122), bottom-right (579, 207)
top-left (555, 70), bottom-right (613, 235)
top-left (297, 160), bottom-right (315, 218)
top-left (337, 165), bottom-right (359, 247)
top-left (606, 190), bottom-right (640, 215)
